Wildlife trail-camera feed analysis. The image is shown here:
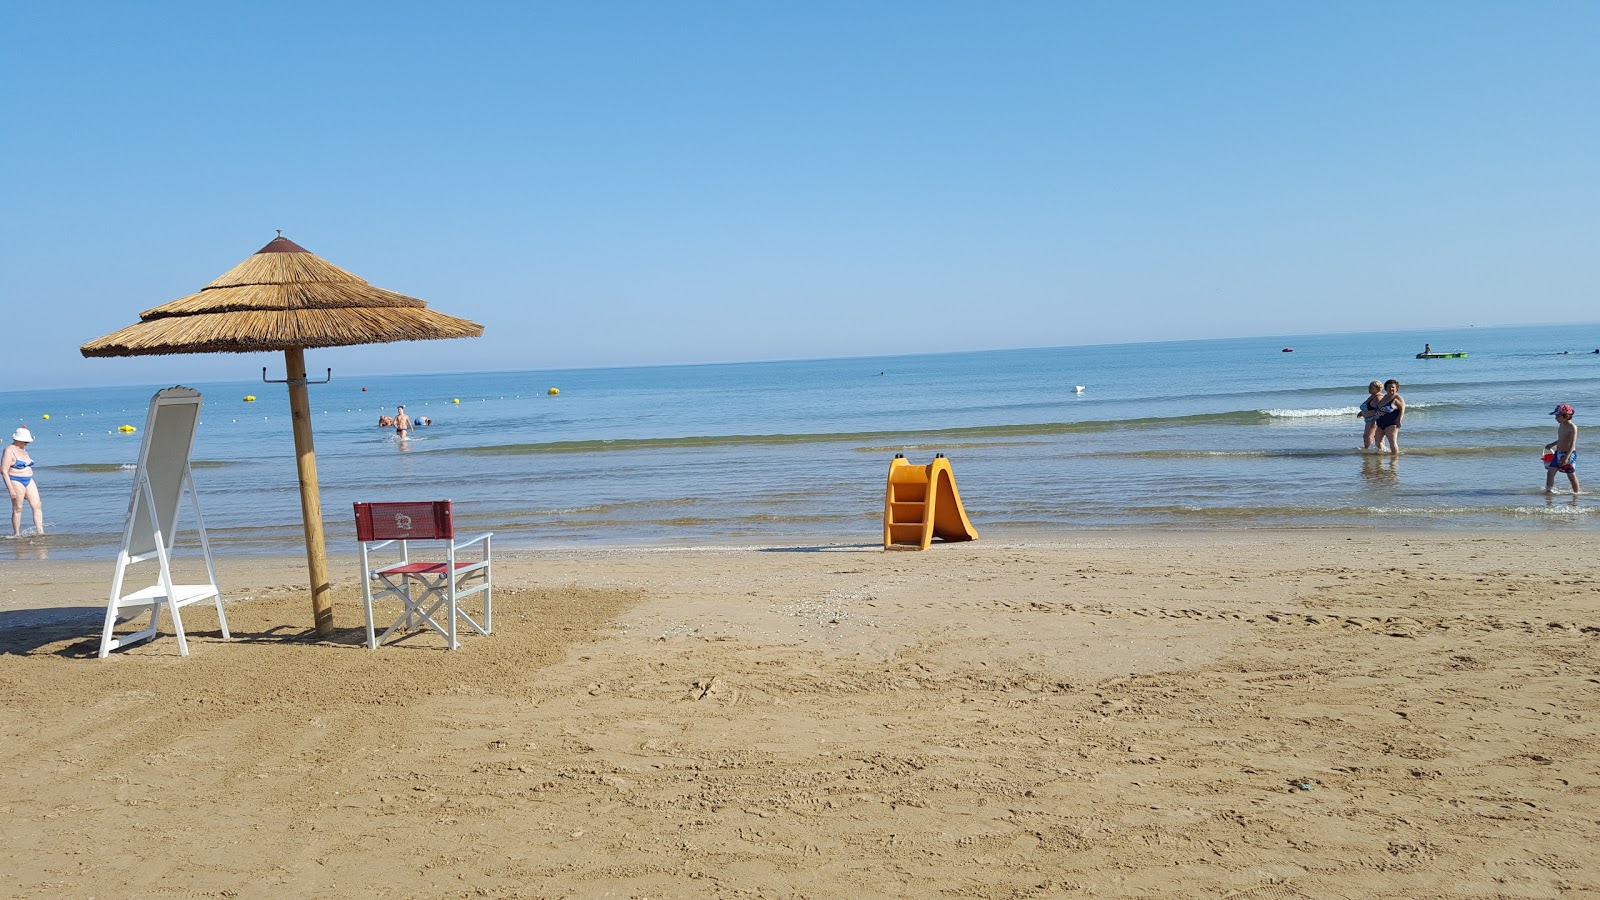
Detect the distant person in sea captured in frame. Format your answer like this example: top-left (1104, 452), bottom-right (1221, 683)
top-left (1544, 404), bottom-right (1579, 494)
top-left (1423, 343), bottom-right (1432, 355)
top-left (394, 405), bottom-right (412, 440)
top-left (3, 427), bottom-right (44, 536)
top-left (415, 416), bottom-right (432, 426)
top-left (1372, 379), bottom-right (1405, 454)
top-left (378, 414), bottom-right (395, 428)
top-left (1358, 380), bottom-right (1385, 450)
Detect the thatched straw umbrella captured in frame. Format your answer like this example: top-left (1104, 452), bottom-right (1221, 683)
top-left (82, 234), bottom-right (484, 638)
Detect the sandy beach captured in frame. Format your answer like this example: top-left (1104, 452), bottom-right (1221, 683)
top-left (2, 530), bottom-right (1597, 899)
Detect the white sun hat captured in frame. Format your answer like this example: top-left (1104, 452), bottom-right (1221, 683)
top-left (12, 427), bottom-right (34, 443)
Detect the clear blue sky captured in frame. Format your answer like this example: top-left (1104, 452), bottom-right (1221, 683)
top-left (2, 1), bottom-right (1595, 389)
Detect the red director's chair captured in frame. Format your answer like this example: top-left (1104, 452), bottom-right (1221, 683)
top-left (354, 501), bottom-right (493, 650)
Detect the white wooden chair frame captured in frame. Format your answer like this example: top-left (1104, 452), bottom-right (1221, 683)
top-left (99, 387), bottom-right (229, 658)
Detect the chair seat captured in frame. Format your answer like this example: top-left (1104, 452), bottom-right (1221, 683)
top-left (114, 583), bottom-right (221, 608)
top-left (376, 561), bottom-right (479, 576)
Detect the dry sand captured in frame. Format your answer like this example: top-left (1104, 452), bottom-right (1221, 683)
top-left (2, 530), bottom-right (1597, 899)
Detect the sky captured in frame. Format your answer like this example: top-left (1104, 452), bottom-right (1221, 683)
top-left (1, 1), bottom-right (1595, 390)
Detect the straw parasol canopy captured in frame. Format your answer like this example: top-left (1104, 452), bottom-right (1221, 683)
top-left (83, 234), bottom-right (484, 638)
top-left (81, 235), bottom-right (482, 356)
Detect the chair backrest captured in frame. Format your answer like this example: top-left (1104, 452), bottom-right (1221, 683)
top-left (354, 501), bottom-right (454, 542)
top-left (128, 387), bottom-right (204, 560)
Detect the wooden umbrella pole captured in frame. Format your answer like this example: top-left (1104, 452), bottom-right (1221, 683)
top-left (285, 347), bottom-right (335, 637)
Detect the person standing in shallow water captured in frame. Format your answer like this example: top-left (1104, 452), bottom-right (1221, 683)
top-left (1544, 404), bottom-right (1580, 494)
top-left (394, 405), bottom-right (412, 441)
top-left (1358, 380), bottom-right (1384, 450)
top-left (1372, 379), bottom-right (1405, 454)
top-left (3, 426), bottom-right (44, 536)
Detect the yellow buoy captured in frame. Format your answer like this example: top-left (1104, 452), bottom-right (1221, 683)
top-left (548, 387), bottom-right (559, 395)
top-left (41, 414), bottom-right (50, 420)
top-left (118, 424), bottom-right (136, 433)
top-left (244, 395), bottom-right (257, 402)
top-left (452, 398), bottom-right (460, 404)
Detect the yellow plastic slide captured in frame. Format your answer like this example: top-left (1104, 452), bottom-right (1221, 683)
top-left (883, 454), bottom-right (979, 550)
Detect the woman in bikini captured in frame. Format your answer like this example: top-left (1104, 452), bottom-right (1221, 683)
top-left (3, 426), bottom-right (44, 536)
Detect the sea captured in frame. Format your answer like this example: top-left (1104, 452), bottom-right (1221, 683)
top-left (3, 322), bottom-right (1597, 560)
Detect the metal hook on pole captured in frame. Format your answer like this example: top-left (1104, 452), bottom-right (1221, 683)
top-left (264, 367), bottom-right (332, 386)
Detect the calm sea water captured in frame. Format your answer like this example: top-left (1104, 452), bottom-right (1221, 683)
top-left (3, 323), bottom-right (1597, 559)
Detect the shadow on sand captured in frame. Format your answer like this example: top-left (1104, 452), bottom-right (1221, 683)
top-left (756, 544), bottom-right (882, 553)
top-left (0, 604), bottom-right (384, 659)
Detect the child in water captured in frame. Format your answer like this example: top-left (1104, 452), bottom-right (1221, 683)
top-left (1544, 404), bottom-right (1580, 493)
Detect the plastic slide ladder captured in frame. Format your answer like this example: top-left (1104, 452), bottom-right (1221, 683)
top-left (883, 454), bottom-right (979, 550)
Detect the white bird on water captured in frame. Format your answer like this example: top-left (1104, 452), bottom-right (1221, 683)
top-left (1074, 385), bottom-right (1085, 393)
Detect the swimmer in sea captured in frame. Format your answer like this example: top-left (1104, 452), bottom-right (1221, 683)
top-left (3, 427), bottom-right (44, 536)
top-left (395, 405), bottom-right (412, 440)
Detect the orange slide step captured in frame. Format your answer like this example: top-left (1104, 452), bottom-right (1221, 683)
top-left (883, 454), bottom-right (979, 550)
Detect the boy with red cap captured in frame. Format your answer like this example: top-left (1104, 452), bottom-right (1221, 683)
top-left (1544, 404), bottom-right (1580, 493)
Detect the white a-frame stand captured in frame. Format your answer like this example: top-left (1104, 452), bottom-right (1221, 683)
top-left (99, 386), bottom-right (230, 658)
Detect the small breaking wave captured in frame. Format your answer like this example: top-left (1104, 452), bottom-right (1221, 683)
top-left (57, 460), bottom-right (234, 474)
top-left (1259, 406), bottom-right (1362, 419)
top-left (1260, 402), bottom-right (1441, 419)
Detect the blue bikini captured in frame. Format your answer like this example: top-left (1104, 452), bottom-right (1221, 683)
top-left (9, 456), bottom-right (33, 488)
